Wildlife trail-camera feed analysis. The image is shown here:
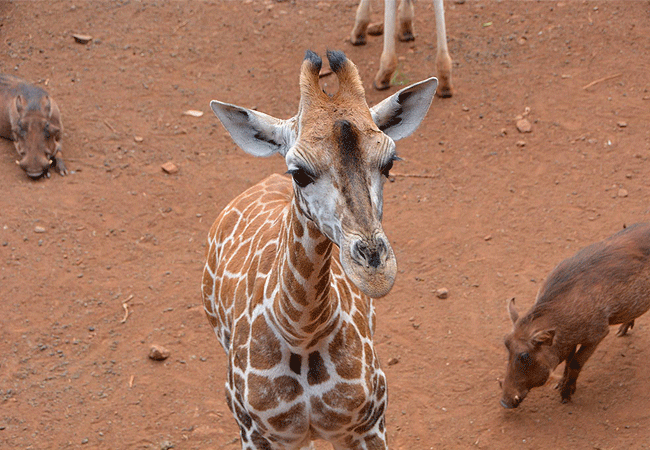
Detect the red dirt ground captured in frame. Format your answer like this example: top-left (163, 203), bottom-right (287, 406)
top-left (1, 1), bottom-right (650, 449)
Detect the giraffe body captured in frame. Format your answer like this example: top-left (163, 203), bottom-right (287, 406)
top-left (202, 50), bottom-right (438, 449)
top-left (204, 174), bottom-right (386, 448)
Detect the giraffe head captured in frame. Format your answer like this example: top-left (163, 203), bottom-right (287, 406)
top-left (211, 50), bottom-right (437, 298)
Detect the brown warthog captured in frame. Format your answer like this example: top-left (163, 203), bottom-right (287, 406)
top-left (0, 74), bottom-right (65, 178)
top-left (501, 223), bottom-right (650, 408)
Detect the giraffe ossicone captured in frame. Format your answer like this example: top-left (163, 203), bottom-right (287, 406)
top-left (203, 50), bottom-right (436, 449)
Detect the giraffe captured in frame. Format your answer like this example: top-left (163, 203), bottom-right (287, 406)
top-left (201, 50), bottom-right (437, 450)
top-left (350, 0), bottom-right (453, 96)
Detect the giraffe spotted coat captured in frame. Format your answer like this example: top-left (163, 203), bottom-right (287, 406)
top-left (203, 174), bottom-right (387, 449)
top-left (202, 50), bottom-right (437, 450)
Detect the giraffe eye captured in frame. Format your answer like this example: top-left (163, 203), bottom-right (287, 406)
top-left (380, 160), bottom-right (393, 178)
top-left (288, 168), bottom-right (314, 188)
top-left (380, 155), bottom-right (400, 178)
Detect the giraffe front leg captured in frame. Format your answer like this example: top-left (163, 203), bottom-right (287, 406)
top-left (433, 0), bottom-right (453, 97)
top-left (373, 0), bottom-right (397, 90)
top-left (397, 0), bottom-right (415, 42)
top-left (351, 0), bottom-right (372, 45)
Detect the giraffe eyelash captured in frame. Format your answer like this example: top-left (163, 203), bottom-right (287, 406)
top-left (380, 154), bottom-right (402, 178)
top-left (286, 167), bottom-right (316, 188)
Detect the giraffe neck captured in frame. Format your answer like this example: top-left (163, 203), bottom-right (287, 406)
top-left (271, 196), bottom-right (337, 350)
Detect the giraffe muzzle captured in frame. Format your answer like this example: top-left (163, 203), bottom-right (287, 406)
top-left (341, 234), bottom-right (396, 298)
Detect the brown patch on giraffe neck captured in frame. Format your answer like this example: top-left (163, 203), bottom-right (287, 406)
top-left (329, 322), bottom-right (363, 379)
top-left (250, 315), bottom-right (282, 370)
top-left (289, 352), bottom-right (301, 375)
top-left (310, 396), bottom-right (353, 431)
top-left (307, 350), bottom-right (330, 385)
top-left (247, 373), bottom-right (303, 411)
top-left (268, 402), bottom-right (308, 433)
top-left (323, 382), bottom-right (366, 411)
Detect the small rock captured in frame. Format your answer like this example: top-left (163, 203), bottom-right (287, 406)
top-left (617, 121), bottom-right (627, 128)
top-left (34, 226), bottom-right (46, 233)
top-left (484, 235), bottom-right (492, 241)
top-left (72, 34), bottom-right (92, 44)
top-left (182, 110), bottom-right (203, 117)
top-left (160, 441), bottom-right (174, 450)
top-left (436, 288), bottom-right (449, 299)
top-left (149, 345), bottom-right (171, 361)
top-left (516, 140), bottom-right (526, 147)
top-left (618, 188), bottom-right (628, 198)
top-left (161, 162), bottom-right (178, 174)
top-left (516, 118), bottom-right (532, 133)
top-left (134, 136), bottom-right (144, 143)
top-left (387, 357), bottom-right (400, 366)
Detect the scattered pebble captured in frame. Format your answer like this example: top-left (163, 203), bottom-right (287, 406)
top-left (617, 121), bottom-right (627, 128)
top-left (134, 136), bottom-right (144, 143)
top-left (484, 235), bottom-right (492, 241)
top-left (516, 140), bottom-right (526, 147)
top-left (160, 441), bottom-right (175, 450)
top-left (618, 188), bottom-right (628, 198)
top-left (516, 118), bottom-right (532, 133)
top-left (149, 345), bottom-right (171, 361)
top-left (72, 33), bottom-right (92, 44)
top-left (34, 226), bottom-right (46, 233)
top-left (436, 288), bottom-right (449, 299)
top-left (161, 162), bottom-right (178, 174)
top-left (182, 110), bottom-right (203, 117)
top-left (387, 357), bottom-right (400, 366)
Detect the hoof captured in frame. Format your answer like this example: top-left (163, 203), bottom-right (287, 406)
top-left (367, 22), bottom-right (383, 36)
top-left (436, 86), bottom-right (453, 98)
top-left (373, 79), bottom-right (391, 91)
top-left (398, 31), bottom-right (415, 42)
top-left (350, 35), bottom-right (366, 46)
top-left (616, 320), bottom-right (634, 337)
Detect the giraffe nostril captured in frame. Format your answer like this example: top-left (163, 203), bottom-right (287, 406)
top-left (352, 240), bottom-right (384, 269)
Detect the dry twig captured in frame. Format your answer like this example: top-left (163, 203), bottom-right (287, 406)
top-left (582, 73), bottom-right (622, 90)
top-left (103, 119), bottom-right (117, 133)
top-left (391, 172), bottom-right (439, 179)
top-left (121, 303), bottom-right (130, 323)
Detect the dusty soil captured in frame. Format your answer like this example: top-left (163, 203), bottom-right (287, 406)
top-left (1, 1), bottom-right (650, 449)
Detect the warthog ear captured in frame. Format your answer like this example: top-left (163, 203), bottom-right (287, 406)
top-left (15, 95), bottom-right (25, 114)
top-left (41, 95), bottom-right (52, 117)
top-left (530, 329), bottom-right (555, 347)
top-left (507, 297), bottom-right (518, 324)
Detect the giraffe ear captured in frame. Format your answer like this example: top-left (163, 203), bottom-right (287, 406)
top-left (210, 100), bottom-right (294, 157)
top-left (370, 77), bottom-right (438, 142)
